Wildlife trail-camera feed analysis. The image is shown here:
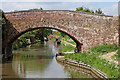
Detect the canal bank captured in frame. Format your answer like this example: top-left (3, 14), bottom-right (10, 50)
top-left (56, 54), bottom-right (108, 78)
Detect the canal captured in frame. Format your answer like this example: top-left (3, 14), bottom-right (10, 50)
top-left (1, 41), bottom-right (92, 78)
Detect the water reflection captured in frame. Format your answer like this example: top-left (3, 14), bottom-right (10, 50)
top-left (1, 41), bottom-right (91, 78)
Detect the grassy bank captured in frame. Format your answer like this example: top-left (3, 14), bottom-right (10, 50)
top-left (65, 52), bottom-right (118, 78)
top-left (90, 43), bottom-right (118, 55)
top-left (64, 43), bottom-right (119, 78)
top-left (60, 43), bottom-right (75, 52)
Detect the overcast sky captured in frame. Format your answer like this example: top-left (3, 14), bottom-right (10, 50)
top-left (1, 0), bottom-right (120, 15)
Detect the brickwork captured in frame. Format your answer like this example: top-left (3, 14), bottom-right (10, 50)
top-left (3, 10), bottom-right (119, 52)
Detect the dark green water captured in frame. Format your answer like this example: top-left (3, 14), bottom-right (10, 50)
top-left (1, 41), bottom-right (91, 78)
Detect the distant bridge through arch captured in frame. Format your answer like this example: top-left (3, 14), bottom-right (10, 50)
top-left (3, 10), bottom-right (119, 58)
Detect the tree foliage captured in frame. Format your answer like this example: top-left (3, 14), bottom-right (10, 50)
top-left (95, 8), bottom-right (103, 14)
top-left (29, 8), bottom-right (43, 10)
top-left (76, 7), bottom-right (104, 14)
top-left (0, 10), bottom-right (7, 39)
top-left (43, 28), bottom-right (52, 37)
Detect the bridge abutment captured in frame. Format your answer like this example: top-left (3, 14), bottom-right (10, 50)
top-left (113, 15), bottom-right (120, 47)
top-left (2, 43), bottom-right (13, 60)
top-left (75, 43), bottom-right (82, 53)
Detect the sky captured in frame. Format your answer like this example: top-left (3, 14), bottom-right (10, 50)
top-left (0, 0), bottom-right (120, 15)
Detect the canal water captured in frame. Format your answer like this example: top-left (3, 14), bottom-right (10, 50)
top-left (1, 41), bottom-right (91, 78)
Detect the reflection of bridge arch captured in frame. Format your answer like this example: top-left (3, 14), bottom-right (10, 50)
top-left (3, 10), bottom-right (119, 58)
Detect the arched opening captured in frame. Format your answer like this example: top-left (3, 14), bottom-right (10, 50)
top-left (2, 18), bottom-right (83, 60)
top-left (11, 27), bottom-right (83, 53)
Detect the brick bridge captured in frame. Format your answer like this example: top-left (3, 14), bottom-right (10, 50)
top-left (3, 10), bottom-right (120, 58)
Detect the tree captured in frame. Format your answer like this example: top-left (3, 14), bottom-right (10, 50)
top-left (29, 8), bottom-right (43, 10)
top-left (95, 8), bottom-right (104, 14)
top-left (43, 28), bottom-right (52, 38)
top-left (76, 7), bottom-right (93, 13)
top-left (76, 7), bottom-right (104, 14)
top-left (90, 10), bottom-right (94, 13)
top-left (76, 7), bottom-right (83, 11)
top-left (83, 8), bottom-right (91, 13)
top-left (1, 10), bottom-right (7, 39)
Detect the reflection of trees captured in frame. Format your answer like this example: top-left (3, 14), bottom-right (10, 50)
top-left (11, 43), bottom-right (54, 77)
top-left (12, 54), bottom-right (53, 76)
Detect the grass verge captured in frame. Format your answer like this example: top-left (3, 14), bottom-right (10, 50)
top-left (64, 43), bottom-right (119, 78)
top-left (65, 52), bottom-right (118, 78)
top-left (90, 43), bottom-right (118, 55)
top-left (61, 43), bottom-right (75, 52)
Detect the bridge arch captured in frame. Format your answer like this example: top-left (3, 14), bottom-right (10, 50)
top-left (11, 26), bottom-right (82, 52)
top-left (3, 10), bottom-right (119, 58)
top-left (11, 27), bottom-right (80, 45)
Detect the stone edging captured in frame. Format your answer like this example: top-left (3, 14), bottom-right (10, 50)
top-left (56, 55), bottom-right (108, 78)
